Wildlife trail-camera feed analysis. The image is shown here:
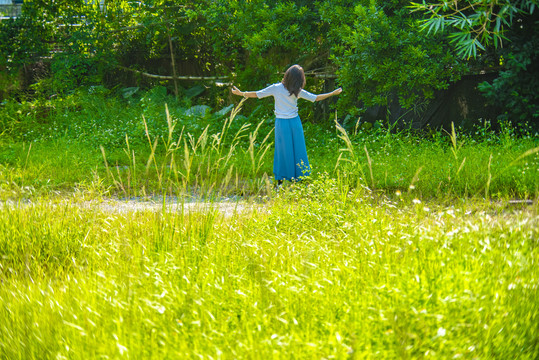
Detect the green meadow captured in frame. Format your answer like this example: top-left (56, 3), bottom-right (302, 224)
top-left (1, 89), bottom-right (538, 359)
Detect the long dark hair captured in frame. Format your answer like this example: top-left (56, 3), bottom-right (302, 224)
top-left (281, 65), bottom-right (306, 97)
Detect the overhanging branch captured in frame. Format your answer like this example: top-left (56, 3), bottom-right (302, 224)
top-left (117, 65), bottom-right (229, 81)
top-left (117, 65), bottom-right (337, 81)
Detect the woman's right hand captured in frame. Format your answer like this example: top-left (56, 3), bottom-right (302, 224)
top-left (231, 86), bottom-right (243, 96)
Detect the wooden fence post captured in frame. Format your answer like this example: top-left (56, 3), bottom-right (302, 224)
top-left (166, 24), bottom-right (179, 99)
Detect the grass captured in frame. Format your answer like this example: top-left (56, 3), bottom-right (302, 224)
top-left (0, 88), bottom-right (538, 358)
top-left (0, 184), bottom-right (538, 358)
top-left (1, 87), bottom-right (538, 200)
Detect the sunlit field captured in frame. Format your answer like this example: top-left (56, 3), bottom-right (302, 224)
top-left (1, 185), bottom-right (538, 358)
top-left (1, 90), bottom-right (538, 358)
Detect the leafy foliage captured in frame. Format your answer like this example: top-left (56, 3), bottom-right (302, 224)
top-left (2, 4), bottom-right (53, 63)
top-left (410, 0), bottom-right (537, 58)
top-left (478, 12), bottom-right (539, 123)
top-left (411, 1), bottom-right (538, 126)
top-left (0, 1), bottom-right (463, 115)
top-left (327, 1), bottom-right (463, 113)
top-left (0, 0), bottom-right (536, 124)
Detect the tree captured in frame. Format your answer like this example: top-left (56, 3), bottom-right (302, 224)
top-left (0, 1), bottom-right (54, 95)
top-left (324, 0), bottom-right (464, 115)
top-left (410, 0), bottom-right (537, 58)
top-left (411, 0), bottom-right (538, 125)
top-left (10, 0), bottom-right (528, 126)
top-left (477, 11), bottom-right (539, 123)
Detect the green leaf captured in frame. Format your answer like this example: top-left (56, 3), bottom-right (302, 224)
top-left (184, 85), bottom-right (205, 99)
top-left (121, 87), bottom-right (139, 99)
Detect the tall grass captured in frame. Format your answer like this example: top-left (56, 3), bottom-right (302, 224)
top-left (98, 99), bottom-right (274, 199)
top-left (0, 182), bottom-right (537, 358)
top-left (331, 119), bottom-right (539, 200)
top-left (0, 88), bottom-right (538, 200)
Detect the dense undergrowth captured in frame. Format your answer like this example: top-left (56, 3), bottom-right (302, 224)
top-left (1, 87), bottom-right (538, 200)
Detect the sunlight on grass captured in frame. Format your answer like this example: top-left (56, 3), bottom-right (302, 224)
top-left (1, 93), bottom-right (538, 200)
top-left (1, 89), bottom-right (538, 358)
top-left (0, 184), bottom-right (537, 358)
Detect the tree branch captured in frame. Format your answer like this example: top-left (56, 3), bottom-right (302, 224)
top-left (116, 65), bottom-right (229, 81)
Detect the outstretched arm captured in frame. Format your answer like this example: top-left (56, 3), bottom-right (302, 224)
top-left (231, 86), bottom-right (258, 98)
top-left (315, 87), bottom-right (342, 101)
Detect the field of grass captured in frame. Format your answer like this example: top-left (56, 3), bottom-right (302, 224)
top-left (1, 88), bottom-right (538, 358)
top-left (1, 86), bottom-right (538, 200)
top-left (1, 184), bottom-right (538, 358)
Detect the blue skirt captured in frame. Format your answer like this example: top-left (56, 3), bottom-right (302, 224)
top-left (274, 116), bottom-right (311, 181)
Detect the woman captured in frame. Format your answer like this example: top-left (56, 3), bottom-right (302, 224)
top-left (231, 64), bottom-right (342, 182)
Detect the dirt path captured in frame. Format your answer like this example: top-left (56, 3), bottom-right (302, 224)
top-left (80, 198), bottom-right (260, 217)
top-left (1, 197), bottom-right (263, 217)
